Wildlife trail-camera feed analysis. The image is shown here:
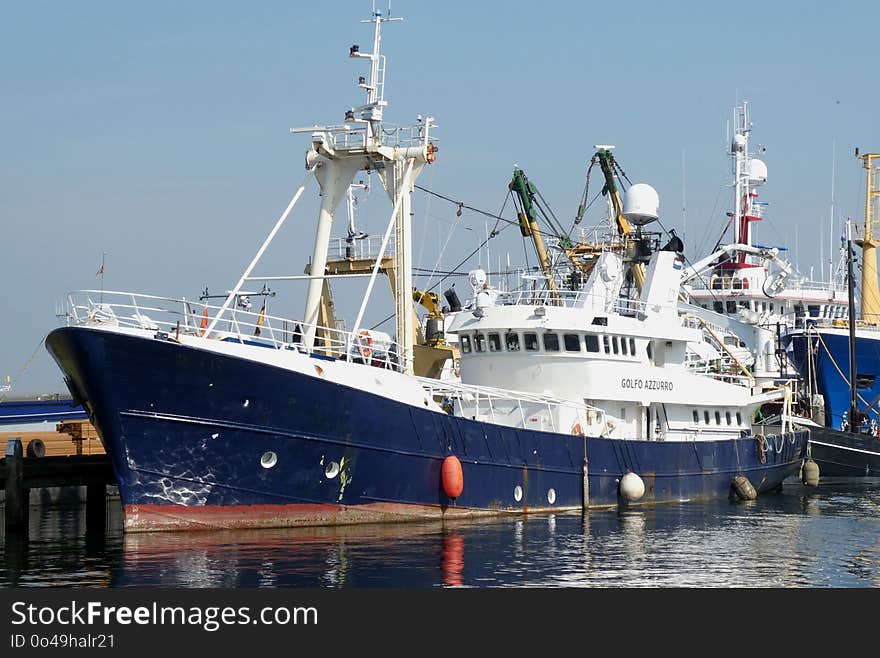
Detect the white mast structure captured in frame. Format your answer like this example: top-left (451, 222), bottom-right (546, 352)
top-left (730, 101), bottom-right (767, 248)
top-left (291, 5), bottom-right (436, 375)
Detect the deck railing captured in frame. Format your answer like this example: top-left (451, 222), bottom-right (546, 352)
top-left (417, 377), bottom-right (607, 434)
top-left (60, 290), bottom-right (406, 372)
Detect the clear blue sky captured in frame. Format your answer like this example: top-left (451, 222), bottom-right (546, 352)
top-left (2, 0), bottom-right (878, 394)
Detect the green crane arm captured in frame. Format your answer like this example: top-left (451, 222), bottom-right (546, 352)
top-left (509, 168), bottom-right (559, 295)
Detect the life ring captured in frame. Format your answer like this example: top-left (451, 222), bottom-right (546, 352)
top-left (356, 330), bottom-right (374, 359)
top-left (571, 422), bottom-right (583, 436)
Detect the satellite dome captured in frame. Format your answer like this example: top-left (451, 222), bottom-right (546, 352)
top-left (748, 158), bottom-right (768, 185)
top-left (622, 183), bottom-right (659, 225)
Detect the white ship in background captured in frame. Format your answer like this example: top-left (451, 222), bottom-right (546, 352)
top-left (681, 102), bottom-right (848, 395)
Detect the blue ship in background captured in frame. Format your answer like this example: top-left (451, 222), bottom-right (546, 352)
top-left (0, 396), bottom-right (87, 432)
top-left (785, 153), bottom-right (880, 477)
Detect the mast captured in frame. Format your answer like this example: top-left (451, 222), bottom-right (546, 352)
top-left (846, 218), bottom-right (859, 432)
top-left (856, 151), bottom-right (880, 323)
top-left (291, 5), bottom-right (436, 374)
top-left (731, 102), bottom-right (765, 250)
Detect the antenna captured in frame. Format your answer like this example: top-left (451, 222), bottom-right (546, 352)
top-left (682, 148), bottom-right (687, 259)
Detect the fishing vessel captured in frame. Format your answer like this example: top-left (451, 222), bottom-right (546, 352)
top-left (681, 102), bottom-right (848, 396)
top-left (45, 7), bottom-right (807, 532)
top-left (0, 395), bottom-right (86, 434)
top-left (784, 152), bottom-right (880, 476)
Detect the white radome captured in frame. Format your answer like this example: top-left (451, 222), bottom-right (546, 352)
top-left (622, 183), bottom-right (660, 225)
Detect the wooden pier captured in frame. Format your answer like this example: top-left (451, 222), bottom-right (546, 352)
top-left (1, 437), bottom-right (115, 535)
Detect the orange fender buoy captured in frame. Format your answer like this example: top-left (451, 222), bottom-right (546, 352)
top-left (441, 455), bottom-right (464, 498)
top-left (571, 422), bottom-right (583, 436)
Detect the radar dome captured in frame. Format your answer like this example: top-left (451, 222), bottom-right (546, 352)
top-left (622, 183), bottom-right (659, 225)
top-left (468, 269), bottom-right (487, 288)
top-left (748, 159), bottom-right (768, 185)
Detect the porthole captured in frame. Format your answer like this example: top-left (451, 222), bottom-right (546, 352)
top-left (261, 451), bottom-right (278, 469)
top-left (513, 485), bottom-right (523, 502)
top-left (325, 461), bottom-right (340, 479)
top-left (547, 488), bottom-right (556, 505)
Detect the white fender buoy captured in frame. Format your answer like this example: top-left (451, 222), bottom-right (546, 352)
top-left (732, 475), bottom-right (757, 501)
top-left (801, 459), bottom-right (820, 487)
top-left (619, 471), bottom-right (645, 502)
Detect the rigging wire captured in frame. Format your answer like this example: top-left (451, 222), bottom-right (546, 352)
top-left (368, 187), bottom-right (517, 331)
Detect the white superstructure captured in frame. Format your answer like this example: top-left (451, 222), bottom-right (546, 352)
top-left (447, 248), bottom-right (782, 442)
top-left (682, 102), bottom-right (848, 390)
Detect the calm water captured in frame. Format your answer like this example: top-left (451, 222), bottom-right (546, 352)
top-left (3, 480), bottom-right (880, 588)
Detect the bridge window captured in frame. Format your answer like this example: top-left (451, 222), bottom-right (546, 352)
top-left (693, 410), bottom-right (699, 423)
top-left (612, 336), bottom-right (620, 355)
top-left (460, 335), bottom-right (471, 354)
top-left (603, 336), bottom-right (610, 353)
top-left (505, 332), bottom-right (520, 351)
top-left (725, 411), bottom-right (732, 425)
top-left (543, 333), bottom-right (560, 352)
top-left (715, 411), bottom-right (721, 425)
top-left (585, 334), bottom-right (600, 353)
top-left (524, 333), bottom-right (538, 351)
top-left (487, 332), bottom-right (501, 352)
top-left (808, 305), bottom-right (820, 318)
top-left (474, 333), bottom-right (486, 352)
top-left (563, 333), bottom-right (581, 352)
top-left (704, 410), bottom-right (710, 424)
top-left (620, 337), bottom-right (628, 355)
top-left (714, 301), bottom-right (724, 313)
top-left (726, 301), bottom-right (736, 314)
top-left (647, 342), bottom-right (653, 360)
top-left (629, 338), bottom-right (636, 355)
top-left (736, 412), bottom-right (743, 425)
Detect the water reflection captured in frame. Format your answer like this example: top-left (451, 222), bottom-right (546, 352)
top-left (441, 531), bottom-right (464, 587)
top-left (2, 479), bottom-right (880, 588)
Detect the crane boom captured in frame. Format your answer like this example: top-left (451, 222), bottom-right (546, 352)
top-left (509, 169), bottom-right (560, 296)
top-left (594, 148), bottom-right (647, 292)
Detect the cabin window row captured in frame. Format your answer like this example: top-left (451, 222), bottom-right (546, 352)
top-left (701, 300), bottom-right (845, 319)
top-left (459, 331), bottom-right (639, 357)
top-left (691, 409), bottom-right (743, 426)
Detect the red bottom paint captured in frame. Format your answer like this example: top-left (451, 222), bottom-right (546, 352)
top-left (123, 502), bottom-right (573, 533)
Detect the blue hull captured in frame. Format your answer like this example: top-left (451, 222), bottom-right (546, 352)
top-left (806, 425), bottom-right (880, 477)
top-left (0, 398), bottom-right (87, 427)
top-left (786, 330), bottom-right (880, 431)
top-left (46, 327), bottom-right (807, 532)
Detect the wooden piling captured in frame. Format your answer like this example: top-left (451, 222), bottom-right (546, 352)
top-left (86, 483), bottom-right (106, 532)
top-left (5, 438), bottom-right (29, 532)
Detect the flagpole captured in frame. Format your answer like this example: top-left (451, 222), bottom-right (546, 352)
top-left (99, 251), bottom-right (107, 303)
